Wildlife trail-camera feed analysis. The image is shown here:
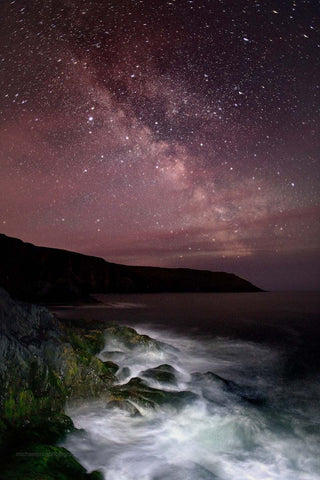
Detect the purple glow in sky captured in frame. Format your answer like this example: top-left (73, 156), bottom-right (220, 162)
top-left (1, 0), bottom-right (319, 290)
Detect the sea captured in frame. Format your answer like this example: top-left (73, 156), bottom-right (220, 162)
top-left (52, 292), bottom-right (320, 480)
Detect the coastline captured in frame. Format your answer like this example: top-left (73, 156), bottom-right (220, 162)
top-left (2, 290), bottom-right (320, 479)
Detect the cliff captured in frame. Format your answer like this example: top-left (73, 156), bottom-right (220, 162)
top-left (0, 287), bottom-right (117, 479)
top-left (0, 233), bottom-right (262, 302)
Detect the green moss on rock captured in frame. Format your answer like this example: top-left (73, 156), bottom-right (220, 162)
top-left (107, 377), bottom-right (198, 409)
top-left (66, 330), bottom-right (106, 356)
top-left (0, 289), bottom-right (115, 480)
top-left (101, 361), bottom-right (119, 375)
top-left (1, 444), bottom-right (103, 480)
top-left (104, 325), bottom-right (161, 350)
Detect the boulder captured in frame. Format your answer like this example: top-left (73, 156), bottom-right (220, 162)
top-left (0, 288), bottom-right (110, 479)
top-left (0, 288), bottom-right (116, 424)
top-left (103, 325), bottom-right (162, 351)
top-left (141, 364), bottom-right (178, 385)
top-left (107, 377), bottom-right (198, 410)
top-left (191, 371), bottom-right (266, 405)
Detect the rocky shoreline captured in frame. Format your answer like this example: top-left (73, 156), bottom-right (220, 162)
top-left (0, 288), bottom-right (198, 479)
top-left (0, 287), bottom-right (112, 478)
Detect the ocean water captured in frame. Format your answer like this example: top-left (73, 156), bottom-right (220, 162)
top-left (57, 293), bottom-right (320, 480)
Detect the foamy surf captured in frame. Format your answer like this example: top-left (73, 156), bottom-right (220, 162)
top-left (62, 325), bottom-right (320, 480)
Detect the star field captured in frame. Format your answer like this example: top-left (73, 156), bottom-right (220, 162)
top-left (0, 0), bottom-right (319, 289)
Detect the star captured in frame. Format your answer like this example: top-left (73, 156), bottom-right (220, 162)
top-left (0, 0), bottom-right (319, 290)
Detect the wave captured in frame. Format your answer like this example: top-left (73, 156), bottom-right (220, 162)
top-left (62, 325), bottom-right (320, 480)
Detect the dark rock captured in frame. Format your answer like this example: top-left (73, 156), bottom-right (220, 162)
top-left (103, 325), bottom-right (163, 351)
top-left (191, 371), bottom-right (266, 405)
top-left (0, 289), bottom-right (109, 479)
top-left (0, 233), bottom-right (262, 303)
top-left (100, 350), bottom-right (126, 362)
top-left (101, 361), bottom-right (119, 375)
top-left (0, 288), bottom-right (116, 425)
top-left (191, 371), bottom-right (230, 385)
top-left (141, 364), bottom-right (178, 384)
top-left (0, 443), bottom-right (103, 480)
top-left (0, 414), bottom-right (103, 480)
top-left (107, 377), bottom-right (198, 409)
top-left (2, 414), bottom-right (75, 449)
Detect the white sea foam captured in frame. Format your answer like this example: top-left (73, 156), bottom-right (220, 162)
top-left (63, 325), bottom-right (320, 480)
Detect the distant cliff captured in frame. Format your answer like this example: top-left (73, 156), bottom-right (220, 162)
top-left (0, 233), bottom-right (262, 302)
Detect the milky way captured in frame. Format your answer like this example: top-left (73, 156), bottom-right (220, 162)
top-left (1, 0), bottom-right (319, 289)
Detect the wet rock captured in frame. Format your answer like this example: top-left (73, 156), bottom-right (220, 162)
top-left (100, 350), bottom-right (126, 362)
top-left (106, 400), bottom-right (141, 417)
top-left (2, 414), bottom-right (75, 447)
top-left (101, 361), bottom-right (119, 375)
top-left (104, 325), bottom-right (162, 351)
top-left (141, 364), bottom-right (178, 385)
top-left (0, 288), bottom-right (110, 479)
top-left (107, 377), bottom-right (198, 409)
top-left (72, 330), bottom-right (106, 355)
top-left (0, 288), bottom-right (116, 425)
top-left (0, 413), bottom-right (103, 479)
top-left (191, 371), bottom-right (230, 386)
top-left (191, 371), bottom-right (266, 405)
top-left (116, 367), bottom-right (131, 382)
top-left (1, 444), bottom-right (103, 480)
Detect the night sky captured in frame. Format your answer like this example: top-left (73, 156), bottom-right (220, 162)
top-left (1, 0), bottom-right (319, 290)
